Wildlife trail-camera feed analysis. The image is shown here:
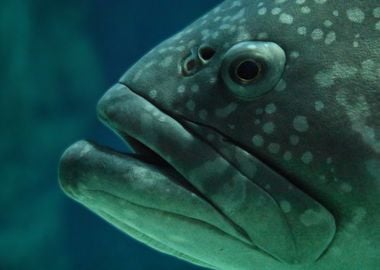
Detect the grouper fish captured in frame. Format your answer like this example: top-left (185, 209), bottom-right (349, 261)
top-left (59, 0), bottom-right (380, 269)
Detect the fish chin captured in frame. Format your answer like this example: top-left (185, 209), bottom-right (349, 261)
top-left (58, 137), bottom-right (258, 270)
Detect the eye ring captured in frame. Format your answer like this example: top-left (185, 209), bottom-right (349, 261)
top-left (221, 41), bottom-right (286, 101)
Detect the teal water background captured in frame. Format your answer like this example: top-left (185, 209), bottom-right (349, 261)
top-left (1, 1), bottom-right (219, 269)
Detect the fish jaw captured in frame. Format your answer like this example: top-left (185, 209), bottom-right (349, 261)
top-left (62, 83), bottom-right (335, 265)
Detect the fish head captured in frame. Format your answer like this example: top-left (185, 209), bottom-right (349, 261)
top-left (60, 0), bottom-right (380, 269)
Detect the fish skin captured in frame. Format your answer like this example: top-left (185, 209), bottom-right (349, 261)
top-left (59, 0), bottom-right (380, 269)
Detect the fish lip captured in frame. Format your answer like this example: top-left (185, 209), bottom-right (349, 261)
top-left (58, 137), bottom-right (254, 252)
top-left (95, 82), bottom-right (260, 246)
top-left (96, 83), bottom-right (337, 264)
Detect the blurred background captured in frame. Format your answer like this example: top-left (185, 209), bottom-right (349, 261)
top-left (0, 0), bottom-right (220, 269)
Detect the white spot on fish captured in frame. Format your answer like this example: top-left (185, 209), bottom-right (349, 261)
top-left (283, 151), bottom-right (293, 161)
top-left (149, 90), bottom-right (157, 99)
top-left (132, 69), bottom-right (143, 82)
top-left (315, 100), bottom-right (325, 111)
top-left (222, 16), bottom-right (232, 22)
top-left (268, 143), bottom-right (281, 154)
top-left (145, 61), bottom-right (156, 68)
top-left (263, 122), bottom-right (275, 134)
top-left (346, 8), bottom-right (365, 23)
top-left (212, 32), bottom-right (220, 39)
top-left (300, 209), bottom-right (327, 226)
top-left (374, 7), bottom-right (380, 18)
top-left (340, 183), bottom-right (353, 193)
top-left (209, 76), bottom-right (217, 84)
top-left (346, 207), bottom-right (367, 232)
top-left (290, 135), bottom-right (300, 146)
top-left (324, 20), bottom-right (333, 27)
top-left (176, 46), bottom-right (186, 52)
top-left (297, 26), bottom-right (307, 35)
top-left (177, 85), bottom-right (186, 93)
top-left (314, 62), bottom-right (358, 88)
top-left (265, 103), bottom-right (277, 114)
top-left (293, 116), bottom-right (309, 132)
top-left (214, 16), bottom-right (222, 22)
top-left (191, 84), bottom-right (200, 93)
top-left (311, 28), bottom-right (324, 40)
top-left (79, 143), bottom-right (92, 157)
top-left (258, 7), bottom-right (267, 15)
top-left (325, 31), bottom-right (336, 45)
top-left (257, 32), bottom-right (269, 39)
top-left (201, 29), bottom-right (211, 40)
top-left (212, 6), bottom-right (222, 14)
top-left (361, 59), bottom-right (380, 81)
top-left (160, 56), bottom-right (173, 67)
top-left (301, 6), bottom-right (311, 14)
top-left (280, 200), bottom-right (292, 213)
top-left (290, 51), bottom-right (300, 59)
top-left (231, 0), bottom-right (242, 8)
top-left (376, 21), bottom-right (380, 31)
top-left (271, 8), bottom-right (282, 15)
top-left (158, 115), bottom-right (167, 122)
top-left (231, 8), bottom-right (246, 21)
top-left (336, 91), bottom-right (380, 153)
top-left (220, 24), bottom-right (232, 30)
top-left (301, 151), bottom-right (314, 164)
top-left (279, 13), bottom-right (294, 24)
top-left (252, 135), bottom-right (264, 147)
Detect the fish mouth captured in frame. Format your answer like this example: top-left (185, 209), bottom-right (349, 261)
top-left (59, 83), bottom-right (336, 266)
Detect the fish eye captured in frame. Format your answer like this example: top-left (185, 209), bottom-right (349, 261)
top-left (221, 41), bottom-right (286, 100)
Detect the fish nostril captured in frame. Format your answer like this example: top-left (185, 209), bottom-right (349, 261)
top-left (182, 56), bottom-right (198, 75)
top-left (181, 53), bottom-right (201, 76)
top-left (198, 45), bottom-right (216, 63)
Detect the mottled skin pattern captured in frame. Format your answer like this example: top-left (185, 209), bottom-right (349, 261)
top-left (59, 0), bottom-right (380, 269)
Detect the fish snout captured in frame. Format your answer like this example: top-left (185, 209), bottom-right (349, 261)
top-left (58, 140), bottom-right (96, 199)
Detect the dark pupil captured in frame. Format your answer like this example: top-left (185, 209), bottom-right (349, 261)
top-left (236, 60), bottom-right (260, 81)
